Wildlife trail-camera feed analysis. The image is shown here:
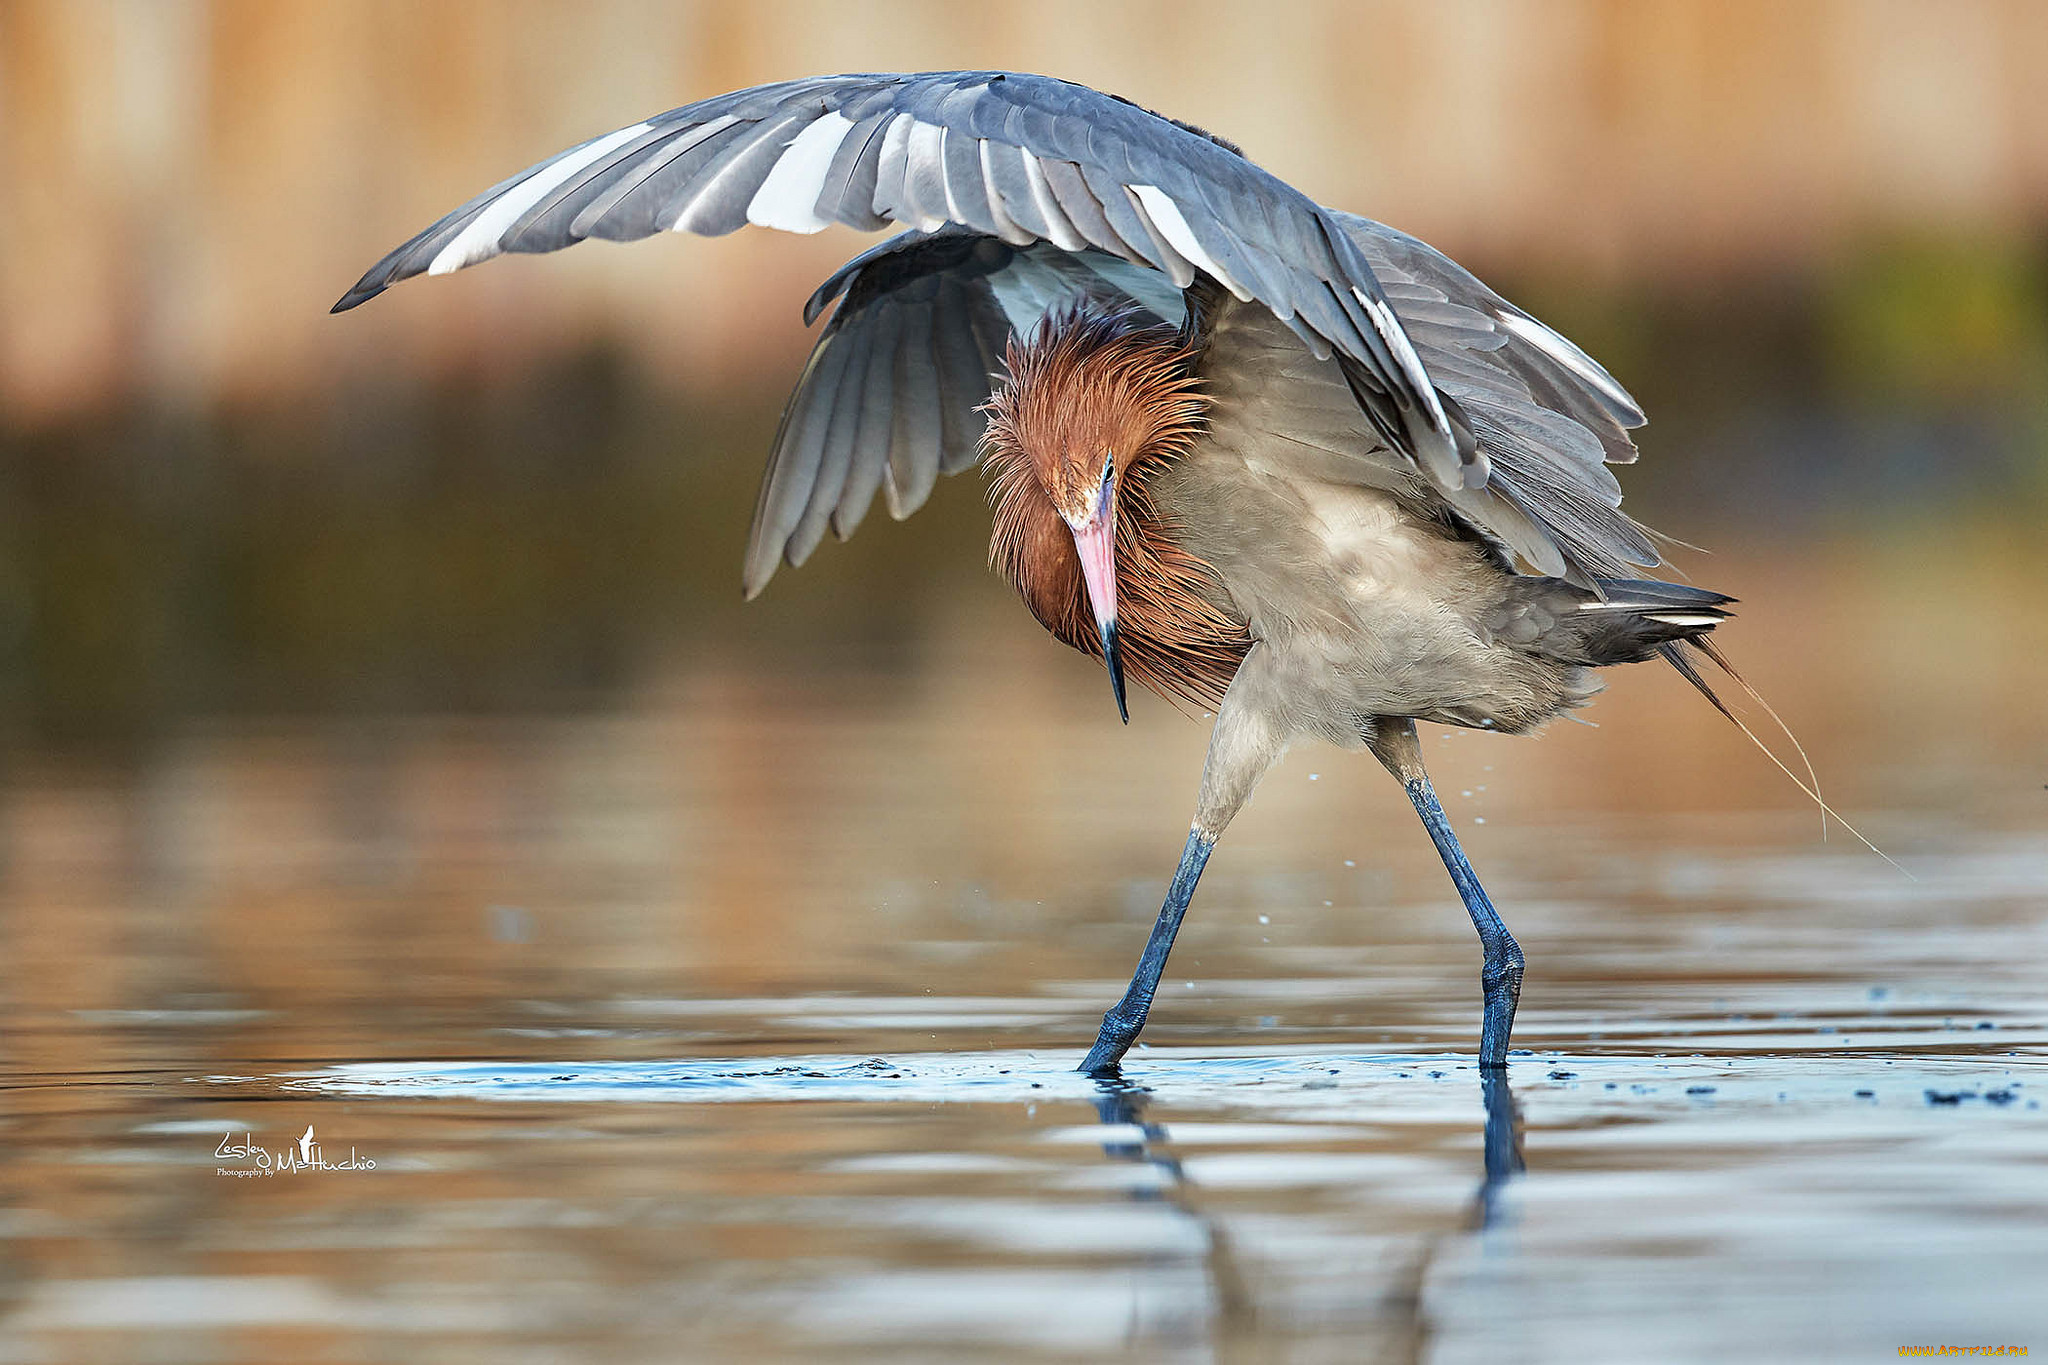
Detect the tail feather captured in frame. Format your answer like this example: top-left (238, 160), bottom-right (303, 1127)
top-left (1659, 638), bottom-right (1906, 876)
top-left (1510, 573), bottom-right (1901, 872)
top-left (1584, 578), bottom-right (1736, 659)
top-left (1501, 575), bottom-right (1735, 666)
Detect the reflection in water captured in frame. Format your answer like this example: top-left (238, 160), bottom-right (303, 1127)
top-left (1085, 1062), bottom-right (1529, 1357)
top-left (1476, 1071), bottom-right (1525, 1231)
top-left (1090, 1079), bottom-right (1259, 1345)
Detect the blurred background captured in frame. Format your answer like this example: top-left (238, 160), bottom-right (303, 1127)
top-left (4, 0), bottom-right (2046, 1016)
top-left (4, 0), bottom-right (2047, 1045)
top-left (3, 3), bottom-right (2047, 1358)
top-left (4, 0), bottom-right (2046, 738)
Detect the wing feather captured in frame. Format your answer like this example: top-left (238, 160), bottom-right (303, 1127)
top-left (980, 140), bottom-right (1048, 242)
top-left (669, 111), bottom-right (821, 236)
top-left (335, 70), bottom-right (1456, 472)
top-left (784, 325), bottom-right (870, 567)
top-left (812, 111), bottom-right (892, 232)
top-left (340, 71), bottom-right (1653, 591)
top-left (929, 275), bottom-right (990, 474)
top-left (900, 120), bottom-right (952, 232)
top-left (491, 122), bottom-right (678, 254)
top-left (884, 300), bottom-right (943, 518)
top-left (1036, 158), bottom-right (1126, 257)
top-left (743, 325), bottom-right (856, 596)
top-left (831, 303), bottom-right (903, 539)
top-left (1196, 266), bottom-right (1660, 586)
top-left (576, 120), bottom-right (748, 241)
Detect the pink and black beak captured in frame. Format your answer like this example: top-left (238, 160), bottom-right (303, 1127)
top-left (1067, 455), bottom-right (1127, 723)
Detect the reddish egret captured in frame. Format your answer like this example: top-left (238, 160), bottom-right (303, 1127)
top-left (337, 71), bottom-right (1747, 1074)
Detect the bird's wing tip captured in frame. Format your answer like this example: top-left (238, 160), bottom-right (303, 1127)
top-left (330, 283), bottom-right (382, 314)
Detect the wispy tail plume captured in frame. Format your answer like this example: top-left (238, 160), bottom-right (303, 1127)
top-left (1659, 641), bottom-right (1906, 875)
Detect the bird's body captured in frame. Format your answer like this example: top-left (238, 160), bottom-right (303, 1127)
top-left (336, 70), bottom-right (1741, 1073)
top-left (993, 299), bottom-right (1606, 742)
top-left (985, 289), bottom-right (1730, 825)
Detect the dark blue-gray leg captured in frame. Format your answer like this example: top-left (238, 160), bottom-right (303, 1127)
top-left (1082, 650), bottom-right (1285, 1075)
top-left (1080, 828), bottom-right (1216, 1075)
top-left (1371, 719), bottom-right (1525, 1069)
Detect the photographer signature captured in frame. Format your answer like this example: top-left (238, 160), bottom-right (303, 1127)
top-left (215, 1125), bottom-right (375, 1176)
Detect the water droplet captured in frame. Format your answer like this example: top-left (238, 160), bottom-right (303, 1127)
top-left (1474, 817), bottom-right (1487, 825)
top-left (1460, 789), bottom-right (1473, 798)
top-left (1322, 900), bottom-right (1332, 907)
top-left (1258, 914), bottom-right (1270, 925)
top-left (1308, 773), bottom-right (1320, 781)
top-left (1343, 859), bottom-right (1355, 867)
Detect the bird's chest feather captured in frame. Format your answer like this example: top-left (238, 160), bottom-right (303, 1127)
top-left (1153, 456), bottom-right (1587, 734)
top-left (1153, 458), bottom-right (1479, 638)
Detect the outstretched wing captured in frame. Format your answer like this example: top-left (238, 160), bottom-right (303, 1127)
top-left (745, 232), bottom-right (1182, 596)
top-left (332, 70), bottom-right (1470, 488)
top-left (1198, 214), bottom-right (1660, 585)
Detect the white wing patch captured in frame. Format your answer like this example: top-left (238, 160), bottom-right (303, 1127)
top-left (1354, 286), bottom-right (1455, 450)
top-left (1495, 310), bottom-right (1638, 415)
top-left (1121, 188), bottom-right (1194, 288)
top-left (429, 122), bottom-right (655, 276)
top-left (872, 113), bottom-right (916, 226)
top-left (1576, 600), bottom-right (1722, 627)
top-left (746, 111), bottom-right (856, 234)
top-left (565, 116), bottom-right (735, 239)
top-left (1019, 152), bottom-right (1086, 253)
top-left (935, 127), bottom-right (968, 226)
top-left (904, 120), bottom-right (950, 232)
top-left (1129, 185), bottom-right (1251, 301)
top-left (977, 140), bottom-right (1035, 247)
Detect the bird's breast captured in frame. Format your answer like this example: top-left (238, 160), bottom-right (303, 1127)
top-left (1150, 455), bottom-right (1501, 649)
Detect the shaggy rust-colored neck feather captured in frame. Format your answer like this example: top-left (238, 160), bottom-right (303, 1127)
top-left (982, 308), bottom-right (1251, 709)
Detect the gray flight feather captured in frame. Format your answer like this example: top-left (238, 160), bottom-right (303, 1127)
top-left (884, 300), bottom-right (943, 519)
top-left (334, 71), bottom-right (1456, 482)
top-left (338, 70), bottom-right (1655, 592)
top-left (832, 304), bottom-right (902, 540)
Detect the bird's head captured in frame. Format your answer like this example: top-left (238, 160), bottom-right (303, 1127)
top-left (983, 308), bottom-right (1208, 723)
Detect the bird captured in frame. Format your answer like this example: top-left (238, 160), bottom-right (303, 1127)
top-left (335, 70), bottom-right (1747, 1075)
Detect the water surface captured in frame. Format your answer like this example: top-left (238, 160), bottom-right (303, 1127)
top-left (2, 550), bottom-right (2044, 1362)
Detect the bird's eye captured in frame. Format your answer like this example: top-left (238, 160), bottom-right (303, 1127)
top-left (1100, 453), bottom-right (1115, 486)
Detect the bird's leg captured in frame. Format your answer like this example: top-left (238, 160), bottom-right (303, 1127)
top-left (1081, 656), bottom-right (1285, 1075)
top-left (1080, 827), bottom-right (1216, 1075)
top-left (1368, 718), bottom-right (1524, 1069)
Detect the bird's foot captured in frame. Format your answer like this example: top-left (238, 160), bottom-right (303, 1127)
top-left (1079, 1004), bottom-right (1149, 1075)
top-left (1477, 952), bottom-right (1525, 1070)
